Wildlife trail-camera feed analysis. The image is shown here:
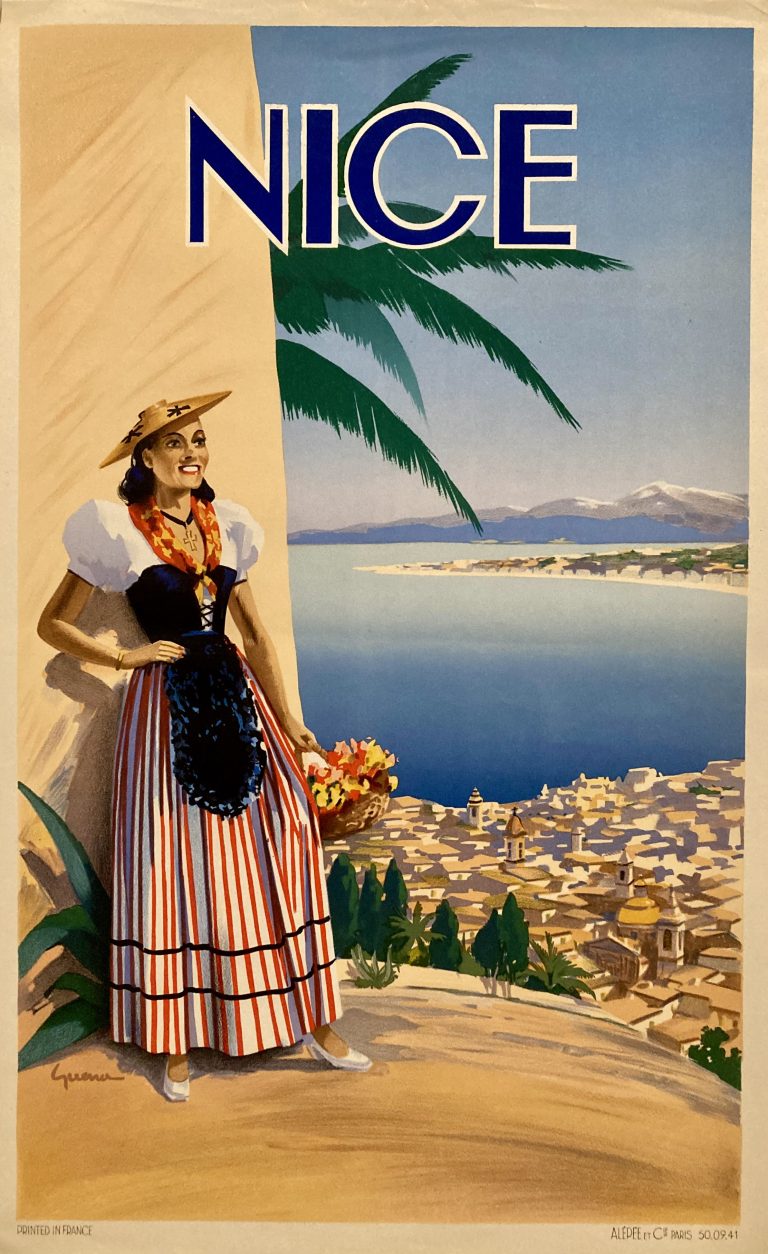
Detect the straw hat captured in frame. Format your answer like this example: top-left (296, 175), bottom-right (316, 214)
top-left (98, 391), bottom-right (232, 468)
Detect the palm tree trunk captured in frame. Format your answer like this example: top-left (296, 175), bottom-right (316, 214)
top-left (18, 27), bottom-right (298, 935)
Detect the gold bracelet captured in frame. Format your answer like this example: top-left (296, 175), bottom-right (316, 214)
top-left (114, 650), bottom-right (125, 670)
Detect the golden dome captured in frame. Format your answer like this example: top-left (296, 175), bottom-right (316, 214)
top-left (617, 896), bottom-right (661, 927)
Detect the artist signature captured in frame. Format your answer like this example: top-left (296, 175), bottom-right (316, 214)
top-left (50, 1061), bottom-right (125, 1092)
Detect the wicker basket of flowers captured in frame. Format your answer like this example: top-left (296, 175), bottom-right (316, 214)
top-left (308, 738), bottom-right (398, 839)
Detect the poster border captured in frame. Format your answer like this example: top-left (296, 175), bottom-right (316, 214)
top-left (1, 1), bottom-right (765, 1250)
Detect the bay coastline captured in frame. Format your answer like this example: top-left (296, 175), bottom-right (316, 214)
top-left (355, 542), bottom-right (748, 595)
top-left (355, 563), bottom-right (747, 595)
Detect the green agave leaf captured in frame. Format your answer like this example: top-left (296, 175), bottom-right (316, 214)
top-left (44, 971), bottom-right (108, 1010)
top-left (19, 905), bottom-right (107, 982)
top-left (19, 782), bottom-right (111, 934)
top-left (18, 997), bottom-right (105, 1071)
top-left (276, 339), bottom-right (482, 532)
top-left (382, 945), bottom-right (399, 978)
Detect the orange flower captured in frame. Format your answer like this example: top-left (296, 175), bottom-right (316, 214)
top-left (308, 736), bottom-right (398, 813)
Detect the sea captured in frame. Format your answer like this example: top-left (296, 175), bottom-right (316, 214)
top-left (288, 542), bottom-right (747, 810)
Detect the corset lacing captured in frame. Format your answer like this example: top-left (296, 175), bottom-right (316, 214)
top-left (199, 597), bottom-right (216, 631)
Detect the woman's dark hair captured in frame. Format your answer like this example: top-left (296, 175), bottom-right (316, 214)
top-left (118, 434), bottom-right (215, 505)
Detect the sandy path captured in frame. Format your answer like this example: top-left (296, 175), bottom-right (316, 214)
top-left (17, 971), bottom-right (739, 1223)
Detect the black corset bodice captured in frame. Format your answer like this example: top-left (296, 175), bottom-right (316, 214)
top-left (124, 561), bottom-right (268, 817)
top-left (126, 563), bottom-right (238, 642)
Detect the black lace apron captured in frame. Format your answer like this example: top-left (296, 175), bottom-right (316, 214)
top-left (126, 563), bottom-right (267, 817)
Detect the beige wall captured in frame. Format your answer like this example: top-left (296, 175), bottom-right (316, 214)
top-left (18, 26), bottom-right (297, 914)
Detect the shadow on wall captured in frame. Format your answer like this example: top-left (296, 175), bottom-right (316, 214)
top-left (21, 589), bottom-right (146, 935)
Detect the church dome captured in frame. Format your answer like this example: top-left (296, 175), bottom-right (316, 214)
top-left (617, 896), bottom-right (661, 927)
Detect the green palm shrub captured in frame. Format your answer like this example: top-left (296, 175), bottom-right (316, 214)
top-left (17, 783), bottom-right (110, 1070)
top-left (525, 934), bottom-right (597, 1000)
top-left (273, 54), bottom-right (629, 530)
top-left (389, 902), bottom-right (443, 966)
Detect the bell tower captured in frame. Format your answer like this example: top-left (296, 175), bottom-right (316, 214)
top-left (570, 821), bottom-right (586, 853)
top-left (503, 809), bottom-right (527, 870)
top-left (656, 889), bottom-right (686, 976)
top-left (466, 787), bottom-right (485, 829)
top-left (615, 848), bottom-right (635, 899)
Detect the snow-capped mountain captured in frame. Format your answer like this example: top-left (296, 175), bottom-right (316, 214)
top-left (289, 483), bottom-right (748, 544)
top-left (609, 483), bottom-right (747, 528)
top-left (524, 483), bottom-right (747, 528)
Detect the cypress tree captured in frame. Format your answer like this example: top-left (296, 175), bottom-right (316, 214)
top-left (358, 864), bottom-right (385, 956)
top-left (472, 908), bottom-right (502, 977)
top-left (379, 858), bottom-right (409, 960)
top-left (428, 899), bottom-right (463, 971)
top-left (499, 893), bottom-right (530, 983)
top-left (326, 853), bottom-right (360, 957)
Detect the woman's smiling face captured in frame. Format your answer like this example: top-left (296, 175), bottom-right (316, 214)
top-left (141, 424), bottom-right (210, 493)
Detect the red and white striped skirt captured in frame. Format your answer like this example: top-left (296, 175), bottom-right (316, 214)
top-left (109, 652), bottom-right (341, 1056)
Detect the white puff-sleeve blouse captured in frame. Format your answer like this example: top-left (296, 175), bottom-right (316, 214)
top-left (62, 498), bottom-right (264, 591)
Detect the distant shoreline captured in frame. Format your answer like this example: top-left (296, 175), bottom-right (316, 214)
top-left (355, 565), bottom-right (747, 596)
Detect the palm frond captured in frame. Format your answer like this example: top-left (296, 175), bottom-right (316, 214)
top-left (272, 248), bottom-right (426, 413)
top-left (270, 254), bottom-right (332, 332)
top-left (339, 203), bottom-right (630, 277)
top-left (276, 339), bottom-right (482, 531)
top-left (320, 298), bottom-right (426, 417)
top-left (288, 54), bottom-right (472, 237)
top-left (271, 244), bottom-right (366, 328)
top-left (337, 204), bottom-right (371, 244)
top-left (337, 54), bottom-right (472, 189)
top-left (391, 237), bottom-right (629, 279)
top-left (282, 246), bottom-right (580, 429)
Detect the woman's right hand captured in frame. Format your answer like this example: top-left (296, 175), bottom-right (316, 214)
top-left (121, 640), bottom-right (186, 669)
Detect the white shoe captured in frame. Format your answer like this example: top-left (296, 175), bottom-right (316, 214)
top-left (163, 1059), bottom-right (190, 1101)
top-left (303, 1034), bottom-right (372, 1072)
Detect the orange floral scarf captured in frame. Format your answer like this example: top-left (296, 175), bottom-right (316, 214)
top-left (128, 496), bottom-right (222, 602)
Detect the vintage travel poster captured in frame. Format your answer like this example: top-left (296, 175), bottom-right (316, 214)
top-left (1, 1), bottom-right (766, 1251)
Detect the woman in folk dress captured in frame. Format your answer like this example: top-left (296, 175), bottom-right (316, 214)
top-left (38, 390), bottom-right (371, 1101)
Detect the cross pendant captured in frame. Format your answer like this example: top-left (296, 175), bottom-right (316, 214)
top-left (182, 527), bottom-right (198, 553)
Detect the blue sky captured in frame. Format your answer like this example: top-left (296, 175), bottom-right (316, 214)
top-left (250, 27), bottom-right (753, 530)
